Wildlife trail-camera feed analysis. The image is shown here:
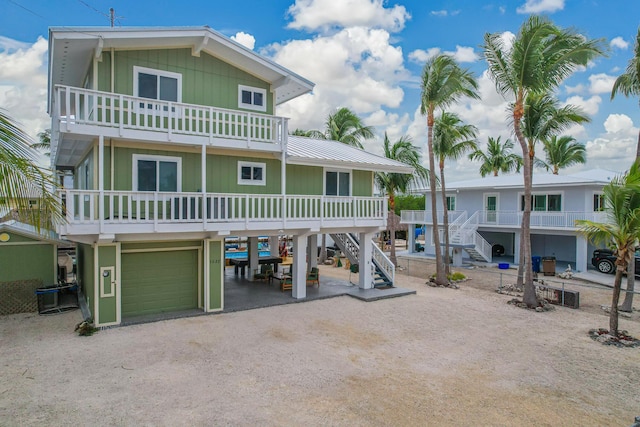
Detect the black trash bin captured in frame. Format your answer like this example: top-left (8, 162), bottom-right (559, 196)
top-left (542, 256), bottom-right (556, 276)
top-left (531, 256), bottom-right (542, 273)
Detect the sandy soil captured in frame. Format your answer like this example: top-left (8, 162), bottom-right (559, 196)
top-left (1, 262), bottom-right (639, 426)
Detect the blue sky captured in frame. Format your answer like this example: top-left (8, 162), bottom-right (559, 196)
top-left (1, 0), bottom-right (640, 180)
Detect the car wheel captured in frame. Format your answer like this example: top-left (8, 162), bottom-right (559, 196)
top-left (597, 259), bottom-right (615, 274)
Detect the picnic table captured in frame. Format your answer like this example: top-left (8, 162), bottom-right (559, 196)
top-left (229, 256), bottom-right (283, 276)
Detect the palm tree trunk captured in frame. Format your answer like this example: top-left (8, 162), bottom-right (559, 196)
top-left (389, 193), bottom-right (397, 266)
top-left (517, 237), bottom-right (525, 289)
top-left (610, 266), bottom-right (624, 335)
top-left (439, 166), bottom-right (451, 275)
top-left (620, 260), bottom-right (635, 312)
top-left (427, 114), bottom-right (447, 285)
top-left (636, 128), bottom-right (640, 160)
top-left (514, 115), bottom-right (536, 307)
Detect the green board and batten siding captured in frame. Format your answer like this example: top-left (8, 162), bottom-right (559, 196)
top-left (0, 232), bottom-right (55, 284)
top-left (97, 49), bottom-right (273, 114)
top-left (96, 245), bottom-right (118, 324)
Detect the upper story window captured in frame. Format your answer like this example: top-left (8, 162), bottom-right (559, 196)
top-left (446, 196), bottom-right (456, 211)
top-left (238, 161), bottom-right (266, 186)
top-left (325, 170), bottom-right (350, 196)
top-left (134, 66), bottom-right (182, 107)
top-left (520, 193), bottom-right (562, 212)
top-left (238, 85), bottom-right (266, 112)
top-left (593, 193), bottom-right (605, 211)
top-left (133, 154), bottom-right (181, 192)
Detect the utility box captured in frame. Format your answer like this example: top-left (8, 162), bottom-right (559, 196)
top-left (542, 256), bottom-right (556, 276)
top-left (532, 256), bottom-right (542, 273)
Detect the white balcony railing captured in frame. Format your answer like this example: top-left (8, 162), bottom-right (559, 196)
top-left (60, 190), bottom-right (387, 233)
top-left (53, 85), bottom-right (287, 145)
top-left (402, 209), bottom-right (607, 230)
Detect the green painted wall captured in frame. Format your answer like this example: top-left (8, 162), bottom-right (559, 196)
top-left (77, 244), bottom-right (94, 318)
top-left (122, 241), bottom-right (201, 251)
top-left (0, 233), bottom-right (54, 284)
top-left (286, 164), bottom-right (323, 195)
top-left (97, 49), bottom-right (273, 114)
top-left (207, 154), bottom-right (281, 194)
top-left (96, 245), bottom-right (117, 324)
top-left (208, 240), bottom-right (223, 310)
top-left (353, 170), bottom-right (373, 196)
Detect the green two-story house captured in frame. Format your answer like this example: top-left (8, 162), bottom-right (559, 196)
top-left (48, 26), bottom-right (412, 327)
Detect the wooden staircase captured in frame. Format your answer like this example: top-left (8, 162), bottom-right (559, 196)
top-left (330, 233), bottom-right (395, 287)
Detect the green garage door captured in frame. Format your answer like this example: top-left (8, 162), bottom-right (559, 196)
top-left (121, 250), bottom-right (199, 317)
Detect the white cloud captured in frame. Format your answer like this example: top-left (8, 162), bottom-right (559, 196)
top-left (430, 10), bottom-right (448, 17)
top-left (565, 83), bottom-right (586, 95)
top-left (0, 36), bottom-right (49, 139)
top-left (267, 27), bottom-right (409, 131)
top-left (230, 32), bottom-right (255, 50)
top-left (603, 113), bottom-right (635, 134)
top-left (588, 73), bottom-right (616, 94)
top-left (287, 0), bottom-right (410, 33)
top-left (516, 0), bottom-right (565, 14)
top-left (610, 36), bottom-right (629, 50)
top-left (563, 95), bottom-right (601, 116)
top-left (408, 46), bottom-right (478, 64)
top-left (583, 114), bottom-right (638, 166)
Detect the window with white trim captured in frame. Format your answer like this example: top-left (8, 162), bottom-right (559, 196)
top-left (238, 161), bottom-right (266, 186)
top-left (132, 154), bottom-right (181, 192)
top-left (238, 85), bottom-right (266, 112)
top-left (325, 170), bottom-right (350, 196)
top-left (593, 193), bottom-right (605, 211)
top-left (446, 196), bottom-right (456, 211)
top-left (134, 66), bottom-right (182, 110)
top-left (520, 193), bottom-right (562, 212)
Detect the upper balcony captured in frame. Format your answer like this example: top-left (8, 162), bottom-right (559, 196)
top-left (401, 209), bottom-right (608, 230)
top-left (59, 190), bottom-right (388, 238)
top-left (51, 85), bottom-right (288, 164)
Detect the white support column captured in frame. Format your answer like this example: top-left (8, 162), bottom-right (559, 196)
top-left (575, 234), bottom-right (588, 272)
top-left (408, 224), bottom-right (416, 253)
top-left (514, 231), bottom-right (521, 266)
top-left (358, 231), bottom-right (375, 289)
top-left (201, 143), bottom-right (207, 227)
top-left (307, 234), bottom-right (318, 270)
top-left (292, 233), bottom-right (308, 299)
top-left (248, 237), bottom-right (259, 280)
top-left (452, 247), bottom-right (463, 267)
top-left (98, 135), bottom-right (104, 233)
top-left (269, 236), bottom-right (279, 258)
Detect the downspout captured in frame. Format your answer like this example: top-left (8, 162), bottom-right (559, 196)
top-left (110, 139), bottom-right (114, 191)
top-left (110, 48), bottom-right (115, 92)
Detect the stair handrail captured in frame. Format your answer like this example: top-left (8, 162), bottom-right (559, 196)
top-left (330, 233), bottom-right (359, 265)
top-left (372, 241), bottom-right (395, 285)
top-left (448, 210), bottom-right (468, 242)
top-left (472, 231), bottom-right (492, 262)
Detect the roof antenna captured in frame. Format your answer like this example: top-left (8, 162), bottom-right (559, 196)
top-left (110, 8), bottom-right (115, 27)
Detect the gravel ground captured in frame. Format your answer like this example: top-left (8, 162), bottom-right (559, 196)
top-left (1, 263), bottom-right (639, 426)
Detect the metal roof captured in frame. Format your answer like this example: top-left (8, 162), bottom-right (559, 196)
top-left (47, 26), bottom-right (314, 112)
top-left (286, 135), bottom-right (415, 174)
top-left (418, 168), bottom-right (620, 193)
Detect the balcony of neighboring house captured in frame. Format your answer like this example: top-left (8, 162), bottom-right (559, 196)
top-left (51, 85), bottom-right (288, 153)
top-left (58, 190), bottom-right (388, 237)
top-left (400, 209), bottom-right (608, 230)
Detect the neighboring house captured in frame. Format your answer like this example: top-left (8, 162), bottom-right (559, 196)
top-left (48, 26), bottom-right (412, 327)
top-left (0, 221), bottom-right (69, 315)
top-left (401, 169), bottom-right (617, 272)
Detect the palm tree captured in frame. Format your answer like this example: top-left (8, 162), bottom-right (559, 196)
top-left (539, 135), bottom-right (587, 174)
top-left (311, 107), bottom-right (375, 262)
top-left (433, 111), bottom-right (478, 273)
top-left (483, 15), bottom-right (606, 307)
top-left (0, 109), bottom-right (62, 230)
top-left (611, 27), bottom-right (640, 160)
top-left (468, 136), bottom-right (522, 177)
top-left (577, 160), bottom-right (640, 336)
top-left (375, 133), bottom-right (429, 266)
top-left (310, 107), bottom-right (375, 149)
top-left (420, 54), bottom-right (479, 286)
top-left (32, 129), bottom-right (51, 157)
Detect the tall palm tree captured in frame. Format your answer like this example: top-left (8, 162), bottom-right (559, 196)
top-left (577, 160), bottom-right (640, 336)
top-left (375, 133), bottom-right (429, 266)
top-left (290, 128), bottom-right (312, 137)
top-left (539, 135), bottom-right (587, 174)
top-left (468, 136), bottom-right (522, 177)
top-left (433, 111), bottom-right (478, 273)
top-left (0, 109), bottom-right (62, 230)
top-left (483, 15), bottom-right (606, 307)
top-left (32, 129), bottom-right (51, 157)
top-left (310, 107), bottom-right (375, 149)
top-left (420, 54), bottom-right (479, 286)
top-left (311, 107), bottom-right (375, 262)
top-left (611, 27), bottom-right (640, 160)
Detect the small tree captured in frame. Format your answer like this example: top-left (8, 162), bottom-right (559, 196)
top-left (468, 136), bottom-right (522, 177)
top-left (577, 161), bottom-right (640, 336)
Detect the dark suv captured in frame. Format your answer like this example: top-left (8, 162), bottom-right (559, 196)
top-left (591, 248), bottom-right (640, 275)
